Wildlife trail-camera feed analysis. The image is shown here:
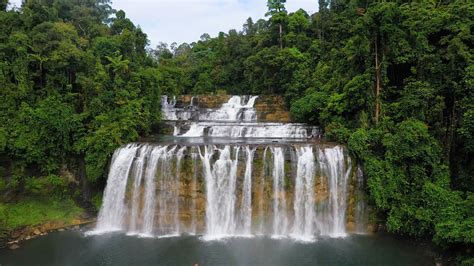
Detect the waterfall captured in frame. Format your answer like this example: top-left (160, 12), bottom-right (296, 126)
top-left (179, 122), bottom-right (320, 138)
top-left (141, 146), bottom-right (167, 236)
top-left (92, 95), bottom-right (364, 241)
top-left (165, 95), bottom-right (321, 138)
top-left (199, 95), bottom-right (258, 121)
top-left (317, 146), bottom-right (352, 237)
top-left (161, 95), bottom-right (194, 121)
top-left (190, 147), bottom-right (199, 235)
top-left (128, 145), bottom-right (151, 234)
top-left (161, 96), bottom-right (177, 120)
top-left (155, 146), bottom-right (176, 235)
top-left (200, 146), bottom-right (240, 239)
top-left (92, 144), bottom-right (139, 234)
top-left (271, 147), bottom-right (288, 237)
top-left (92, 143), bottom-right (356, 240)
top-left (258, 147), bottom-right (269, 235)
top-left (292, 146), bottom-right (316, 241)
top-left (240, 146), bottom-right (255, 235)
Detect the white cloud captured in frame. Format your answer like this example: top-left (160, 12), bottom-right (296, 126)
top-left (8, 0), bottom-right (319, 47)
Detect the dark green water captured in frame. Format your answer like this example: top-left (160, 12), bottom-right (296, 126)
top-left (0, 231), bottom-right (434, 266)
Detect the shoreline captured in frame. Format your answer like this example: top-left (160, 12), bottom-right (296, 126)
top-left (2, 218), bottom-right (96, 250)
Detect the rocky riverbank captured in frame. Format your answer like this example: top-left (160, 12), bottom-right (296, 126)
top-left (1, 216), bottom-right (95, 250)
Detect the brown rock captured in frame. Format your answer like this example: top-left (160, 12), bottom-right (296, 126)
top-left (9, 243), bottom-right (20, 250)
top-left (11, 230), bottom-right (21, 239)
top-left (56, 221), bottom-right (66, 227)
top-left (33, 229), bottom-right (41, 235)
top-left (367, 224), bottom-right (376, 233)
top-left (346, 222), bottom-right (355, 232)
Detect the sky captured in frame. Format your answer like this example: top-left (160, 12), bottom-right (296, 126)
top-left (8, 0), bottom-right (319, 47)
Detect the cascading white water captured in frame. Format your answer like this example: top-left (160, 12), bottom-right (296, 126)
top-left (141, 146), bottom-right (167, 236)
top-left (128, 145), bottom-right (151, 234)
top-left (291, 146), bottom-right (316, 241)
top-left (92, 143), bottom-right (356, 240)
top-left (190, 147), bottom-right (199, 235)
top-left (199, 96), bottom-right (258, 121)
top-left (204, 123), bottom-right (318, 138)
top-left (271, 147), bottom-right (289, 237)
top-left (92, 144), bottom-right (139, 234)
top-left (240, 146), bottom-right (255, 235)
top-left (177, 122), bottom-right (320, 138)
top-left (161, 96), bottom-right (194, 121)
top-left (317, 146), bottom-right (352, 237)
top-left (258, 147), bottom-right (269, 235)
top-left (200, 146), bottom-right (240, 239)
top-left (163, 95), bottom-right (321, 138)
top-left (161, 96), bottom-right (177, 120)
top-left (173, 147), bottom-right (186, 234)
top-left (155, 146), bottom-right (181, 236)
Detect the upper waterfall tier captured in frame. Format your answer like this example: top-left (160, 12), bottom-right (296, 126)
top-left (161, 95), bottom-right (322, 139)
top-left (162, 95), bottom-right (259, 122)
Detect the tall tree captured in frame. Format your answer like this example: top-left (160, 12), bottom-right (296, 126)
top-left (266, 0), bottom-right (286, 49)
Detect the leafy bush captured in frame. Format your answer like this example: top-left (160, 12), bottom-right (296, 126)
top-left (290, 90), bottom-right (327, 124)
top-left (325, 122), bottom-right (351, 143)
top-left (92, 193), bottom-right (103, 211)
top-left (23, 175), bottom-right (69, 199)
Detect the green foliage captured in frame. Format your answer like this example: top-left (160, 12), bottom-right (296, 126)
top-left (458, 106), bottom-right (474, 153)
top-left (92, 192), bottom-right (103, 211)
top-left (424, 185), bottom-right (474, 245)
top-left (0, 1), bottom-right (160, 188)
top-left (82, 101), bottom-right (146, 181)
top-left (0, 197), bottom-right (83, 230)
top-left (0, 127), bottom-right (7, 152)
top-left (324, 122), bottom-right (351, 143)
top-left (266, 0), bottom-right (286, 18)
top-left (10, 96), bottom-right (81, 172)
top-left (290, 90), bottom-right (327, 124)
top-left (349, 119), bottom-right (472, 251)
top-left (24, 175), bottom-right (69, 199)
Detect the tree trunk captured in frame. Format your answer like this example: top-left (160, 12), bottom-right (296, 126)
top-left (374, 34), bottom-right (381, 125)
